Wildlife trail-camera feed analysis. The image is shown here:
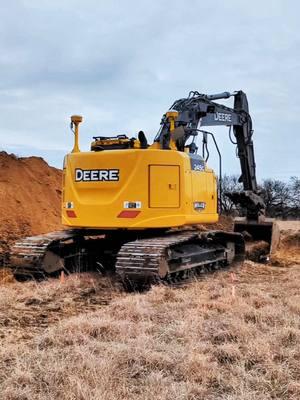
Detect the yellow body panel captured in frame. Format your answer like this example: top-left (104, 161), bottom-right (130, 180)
top-left (149, 165), bottom-right (180, 208)
top-left (62, 148), bottom-right (218, 229)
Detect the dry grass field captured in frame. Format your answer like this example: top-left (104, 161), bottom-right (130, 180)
top-left (1, 261), bottom-right (300, 400)
top-left (1, 153), bottom-right (299, 399)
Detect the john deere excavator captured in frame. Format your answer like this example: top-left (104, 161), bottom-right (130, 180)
top-left (10, 90), bottom-right (273, 286)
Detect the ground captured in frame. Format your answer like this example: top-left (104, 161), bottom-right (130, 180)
top-left (1, 152), bottom-right (299, 399)
top-left (1, 261), bottom-right (300, 400)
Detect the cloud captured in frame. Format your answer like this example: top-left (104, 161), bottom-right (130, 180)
top-left (0, 0), bottom-right (299, 180)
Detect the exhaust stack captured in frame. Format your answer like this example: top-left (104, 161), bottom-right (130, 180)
top-left (71, 115), bottom-right (83, 153)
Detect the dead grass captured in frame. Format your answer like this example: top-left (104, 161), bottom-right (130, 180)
top-left (1, 262), bottom-right (300, 399)
top-left (0, 273), bottom-right (123, 345)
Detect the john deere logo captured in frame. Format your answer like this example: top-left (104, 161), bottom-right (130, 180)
top-left (75, 168), bottom-right (119, 182)
top-left (214, 112), bottom-right (232, 122)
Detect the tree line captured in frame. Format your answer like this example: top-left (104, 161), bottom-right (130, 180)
top-left (220, 175), bottom-right (300, 219)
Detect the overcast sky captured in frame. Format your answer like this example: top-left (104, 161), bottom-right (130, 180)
top-left (0, 0), bottom-right (299, 181)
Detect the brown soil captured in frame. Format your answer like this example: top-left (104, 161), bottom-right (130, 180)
top-left (246, 240), bottom-right (269, 262)
top-left (0, 152), bottom-right (62, 265)
top-left (271, 221), bottom-right (300, 266)
top-left (196, 215), bottom-right (234, 232)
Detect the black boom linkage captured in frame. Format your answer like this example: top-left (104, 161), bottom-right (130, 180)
top-left (155, 90), bottom-right (265, 220)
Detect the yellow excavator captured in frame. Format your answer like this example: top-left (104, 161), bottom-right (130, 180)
top-left (10, 90), bottom-right (273, 287)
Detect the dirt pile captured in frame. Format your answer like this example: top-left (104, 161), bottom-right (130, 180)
top-left (196, 215), bottom-right (233, 232)
top-left (0, 152), bottom-right (62, 264)
top-left (271, 221), bottom-right (300, 266)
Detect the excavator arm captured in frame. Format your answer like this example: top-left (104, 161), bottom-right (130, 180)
top-left (155, 90), bottom-right (265, 220)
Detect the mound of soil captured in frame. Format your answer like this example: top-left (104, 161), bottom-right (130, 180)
top-left (271, 221), bottom-right (300, 266)
top-left (196, 215), bottom-right (233, 232)
top-left (0, 152), bottom-right (62, 264)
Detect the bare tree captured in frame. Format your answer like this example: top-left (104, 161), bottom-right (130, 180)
top-left (219, 175), bottom-right (300, 219)
top-left (260, 179), bottom-right (290, 217)
top-left (259, 177), bottom-right (300, 218)
top-left (288, 176), bottom-right (300, 217)
top-left (220, 174), bottom-right (242, 214)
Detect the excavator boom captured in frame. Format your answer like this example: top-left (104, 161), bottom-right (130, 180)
top-left (155, 90), bottom-right (274, 247)
top-left (156, 90), bottom-right (264, 219)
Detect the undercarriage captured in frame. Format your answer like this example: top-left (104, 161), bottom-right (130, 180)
top-left (9, 228), bottom-right (245, 289)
